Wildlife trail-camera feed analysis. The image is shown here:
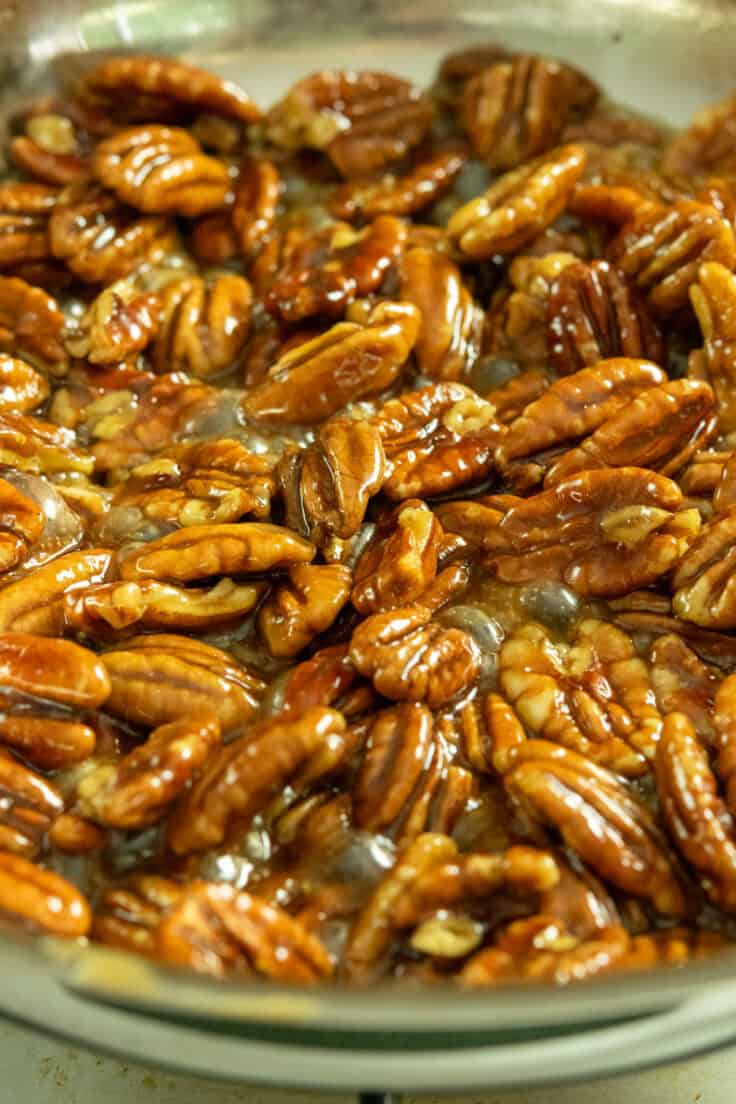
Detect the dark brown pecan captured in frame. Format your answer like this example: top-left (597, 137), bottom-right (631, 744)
top-left (0, 752), bottom-right (64, 858)
top-left (499, 619), bottom-right (662, 775)
top-left (461, 55), bottom-right (597, 170)
top-left (265, 70), bottom-right (433, 178)
top-left (265, 217), bottom-right (407, 324)
top-left (0, 548), bottom-right (113, 635)
top-left (662, 93), bottom-right (736, 178)
top-left (0, 183), bottom-right (57, 270)
top-left (48, 183), bottom-right (176, 283)
top-left (479, 467), bottom-right (700, 597)
top-left (447, 144), bottom-right (587, 259)
top-left (278, 418), bottom-right (385, 548)
top-left (545, 380), bottom-right (718, 486)
top-left (672, 508), bottom-right (736, 628)
top-left (505, 740), bottom-right (686, 915)
top-left (0, 852), bottom-right (90, 936)
top-left (398, 247), bottom-right (483, 381)
top-left (156, 881), bottom-right (332, 981)
top-left (547, 259), bottom-right (665, 374)
top-left (92, 875), bottom-right (183, 955)
top-left (656, 712), bottom-right (736, 912)
top-left (231, 157), bottom-right (282, 259)
top-left (352, 499), bottom-right (442, 613)
top-left (79, 54), bottom-right (260, 125)
top-left (689, 261), bottom-right (736, 433)
top-left (102, 634), bottom-right (264, 733)
top-left (243, 301), bottom-right (419, 424)
top-left (650, 634), bottom-right (720, 744)
top-left (150, 273), bottom-right (251, 377)
top-left (714, 453), bottom-right (736, 514)
top-left (0, 276), bottom-right (66, 368)
top-left (460, 920), bottom-right (630, 986)
top-left (190, 210), bottom-right (238, 265)
top-left (258, 564), bottom-right (352, 657)
top-left (65, 280), bottom-right (160, 365)
top-left (77, 714), bottom-right (220, 829)
top-left (371, 381), bottom-right (502, 501)
top-left (0, 356), bottom-right (49, 414)
top-left (607, 200), bottom-right (736, 317)
top-left (330, 149), bottom-right (466, 220)
top-left (167, 706), bottom-right (349, 854)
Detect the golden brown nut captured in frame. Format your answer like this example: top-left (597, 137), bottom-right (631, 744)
top-left (10, 135), bottom-right (90, 187)
top-left (0, 548), bottom-right (112, 635)
top-left (331, 149), bottom-right (466, 221)
top-left (258, 564), bottom-right (352, 657)
top-left (0, 753), bottom-right (64, 858)
top-left (352, 499), bottom-right (443, 614)
top-left (0, 275), bottom-right (66, 368)
top-left (673, 508), bottom-right (736, 628)
top-left (92, 875), bottom-right (183, 955)
top-left (150, 273), bottom-right (252, 377)
top-left (0, 356), bottom-right (49, 414)
top-left (232, 157), bottom-right (282, 259)
top-left (0, 182), bottom-right (57, 270)
top-left (689, 261), bottom-right (736, 433)
top-left (0, 852), bottom-right (90, 937)
top-left (662, 93), bottom-right (736, 178)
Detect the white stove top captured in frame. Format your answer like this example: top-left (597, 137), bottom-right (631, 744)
top-left (1, 1015), bottom-right (733, 1104)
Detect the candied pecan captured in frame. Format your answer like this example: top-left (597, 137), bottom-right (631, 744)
top-left (102, 634), bottom-right (264, 733)
top-left (480, 468), bottom-right (699, 597)
top-left (662, 93), bottom-right (736, 178)
top-left (65, 280), bottom-right (160, 365)
top-left (689, 261), bottom-right (736, 433)
top-left (0, 548), bottom-right (112, 635)
top-left (0, 182), bottom-right (57, 270)
top-left (484, 368), bottom-right (550, 424)
top-left (78, 714), bottom-right (220, 829)
top-left (0, 276), bottom-right (66, 368)
top-left (330, 149), bottom-right (466, 220)
top-left (0, 752), bottom-right (63, 858)
top-left (10, 133), bottom-right (89, 189)
top-left (0, 356), bottom-right (49, 415)
top-left (352, 499), bottom-right (442, 613)
top-left (119, 521), bottom-right (313, 583)
top-left (498, 619), bottom-right (662, 775)
top-left (79, 55), bottom-right (260, 125)
top-left (461, 56), bottom-right (597, 170)
top-left (672, 508), bottom-right (736, 628)
top-left (546, 259), bottom-right (665, 374)
top-left (243, 301), bottom-right (419, 424)
top-left (156, 881), bottom-right (332, 981)
top-left (92, 875), bottom-right (182, 955)
top-left (457, 691), bottom-right (527, 775)
top-left (504, 740), bottom-right (686, 915)
top-left (265, 70), bottom-right (433, 178)
top-left (0, 477), bottom-right (45, 574)
top-left (167, 706), bottom-right (349, 853)
top-left (0, 852), bottom-right (90, 937)
top-left (352, 702), bottom-right (436, 832)
top-left (715, 675), bottom-right (736, 815)
top-left (0, 715), bottom-right (95, 772)
top-left (607, 200), bottom-right (736, 316)
top-left (48, 813), bottom-right (104, 854)
top-left (447, 144), bottom-right (587, 259)
top-left (258, 564), bottom-right (351, 658)
top-left (545, 380), bottom-right (718, 486)
top-left (231, 157), bottom-right (282, 259)
top-left (281, 420), bottom-right (385, 549)
top-left (190, 210), bottom-right (238, 264)
top-left (0, 412), bottom-right (91, 477)
top-left (460, 920), bottom-right (630, 986)
top-left (150, 273), bottom-right (251, 378)
top-left (714, 454), bottom-right (736, 514)
top-left (398, 247), bottom-right (483, 381)
top-left (64, 578), bottom-right (266, 638)
top-left (0, 632), bottom-right (109, 708)
top-left (650, 634), bottom-right (720, 744)
top-left (680, 448), bottom-right (733, 500)
top-left (48, 183), bottom-right (176, 284)
top-left (372, 381), bottom-right (502, 501)
top-left (265, 217), bottom-right (407, 324)
top-left (435, 44), bottom-right (512, 103)
top-left (656, 712), bottom-right (736, 912)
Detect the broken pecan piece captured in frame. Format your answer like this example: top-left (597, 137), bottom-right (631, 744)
top-left (650, 634), bottom-right (720, 744)
top-left (460, 920), bottom-right (630, 986)
top-left (92, 875), bottom-right (182, 955)
top-left (231, 157), bottom-right (282, 260)
top-left (0, 852), bottom-right (90, 936)
top-left (258, 564), bottom-right (351, 658)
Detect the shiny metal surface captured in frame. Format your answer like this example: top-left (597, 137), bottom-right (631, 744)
top-left (4, 0), bottom-right (736, 1087)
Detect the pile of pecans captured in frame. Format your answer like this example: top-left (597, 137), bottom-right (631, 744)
top-left (3, 46), bottom-right (736, 989)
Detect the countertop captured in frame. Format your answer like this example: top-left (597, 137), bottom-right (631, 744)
top-left (0, 1016), bottom-right (731, 1104)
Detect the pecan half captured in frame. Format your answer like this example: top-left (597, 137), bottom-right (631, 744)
top-left (352, 702), bottom-right (436, 832)
top-left (672, 508), bottom-right (736, 628)
top-left (92, 875), bottom-right (182, 955)
top-left (0, 477), bottom-right (45, 574)
top-left (10, 136), bottom-right (90, 187)
top-left (243, 301), bottom-right (419, 424)
top-left (150, 273), bottom-right (252, 378)
top-left (352, 499), bottom-right (442, 613)
top-left (0, 276), bottom-right (66, 368)
top-left (78, 714), bottom-right (220, 829)
top-left (662, 93), bottom-right (736, 178)
top-left (460, 920), bottom-right (630, 986)
top-left (330, 149), bottom-right (466, 220)
top-left (457, 691), bottom-right (527, 776)
top-left (0, 632), bottom-right (110, 708)
top-left (102, 634), bottom-right (264, 732)
top-left (715, 675), bottom-right (736, 815)
top-left (232, 157), bottom-right (282, 259)
top-left (0, 752), bottom-right (64, 858)
top-left (167, 706), bottom-right (349, 853)
top-left (258, 564), bottom-right (352, 657)
top-left (0, 548), bottom-right (112, 635)
top-left (65, 280), bottom-right (160, 365)
top-left (0, 356), bottom-right (49, 414)
top-left (447, 144), bottom-right (587, 259)
top-left (689, 261), bottom-right (736, 433)
top-left (0, 852), bottom-right (90, 936)
top-left (0, 412), bottom-right (91, 477)
top-left (0, 182), bottom-right (57, 270)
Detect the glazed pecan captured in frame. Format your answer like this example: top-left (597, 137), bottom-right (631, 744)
top-left (447, 144), bottom-right (587, 259)
top-left (498, 619), bottom-right (662, 775)
top-left (672, 508), bottom-right (736, 628)
top-left (10, 134), bottom-right (90, 187)
top-left (265, 217), bottom-right (407, 324)
top-left (265, 70), bottom-right (433, 178)
top-left (330, 149), bottom-right (466, 220)
top-left (48, 183), bottom-right (176, 283)
top-left (0, 752), bottom-right (63, 857)
top-left (689, 261), bottom-right (736, 433)
top-left (457, 691), bottom-right (527, 776)
top-left (0, 714), bottom-right (96, 772)
top-left (167, 706), bottom-right (349, 854)
top-left (243, 301), bottom-right (419, 424)
top-left (0, 412), bottom-right (91, 477)
top-left (48, 814), bottom-right (105, 854)
top-left (190, 210), bottom-right (238, 265)
top-left (461, 56), bottom-right (598, 170)
top-left (119, 521), bottom-right (313, 583)
top-left (93, 126), bottom-right (231, 216)
top-left (77, 714), bottom-right (220, 829)
top-left (680, 448), bottom-right (733, 501)
top-left (715, 675), bottom-right (736, 815)
top-left (398, 247), bottom-right (483, 381)
top-left (102, 634), bottom-right (264, 733)
top-left (352, 499), bottom-right (442, 614)
top-left (460, 920), bottom-right (630, 986)
top-left (258, 564), bottom-right (352, 658)
top-left (545, 379), bottom-right (718, 486)
top-left (0, 276), bottom-right (66, 368)
top-left (280, 644), bottom-right (373, 718)
top-left (0, 477), bottom-right (45, 574)
top-left (150, 273), bottom-right (252, 378)
top-left (479, 468), bottom-right (699, 596)
top-left (64, 578), bottom-right (266, 638)
top-left (0, 182), bottom-right (57, 269)
top-left (0, 356), bottom-right (49, 414)
top-left (504, 740), bottom-right (686, 915)
top-left (0, 548), bottom-right (112, 635)
top-left (65, 280), bottom-right (160, 365)
top-left (546, 259), bottom-right (665, 374)
top-left (156, 881), bottom-right (332, 981)
top-left (79, 55), bottom-right (261, 125)
top-left (650, 634), bottom-right (720, 743)
top-left (662, 93), bottom-right (736, 179)
top-left (231, 157), bottom-right (282, 259)
top-left (0, 632), bottom-right (110, 708)
top-left (92, 875), bottom-right (183, 955)
top-left (0, 852), bottom-right (90, 937)
top-left (607, 200), bottom-right (736, 316)
top-left (656, 712), bottom-right (736, 912)
top-left (372, 381), bottom-right (502, 501)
